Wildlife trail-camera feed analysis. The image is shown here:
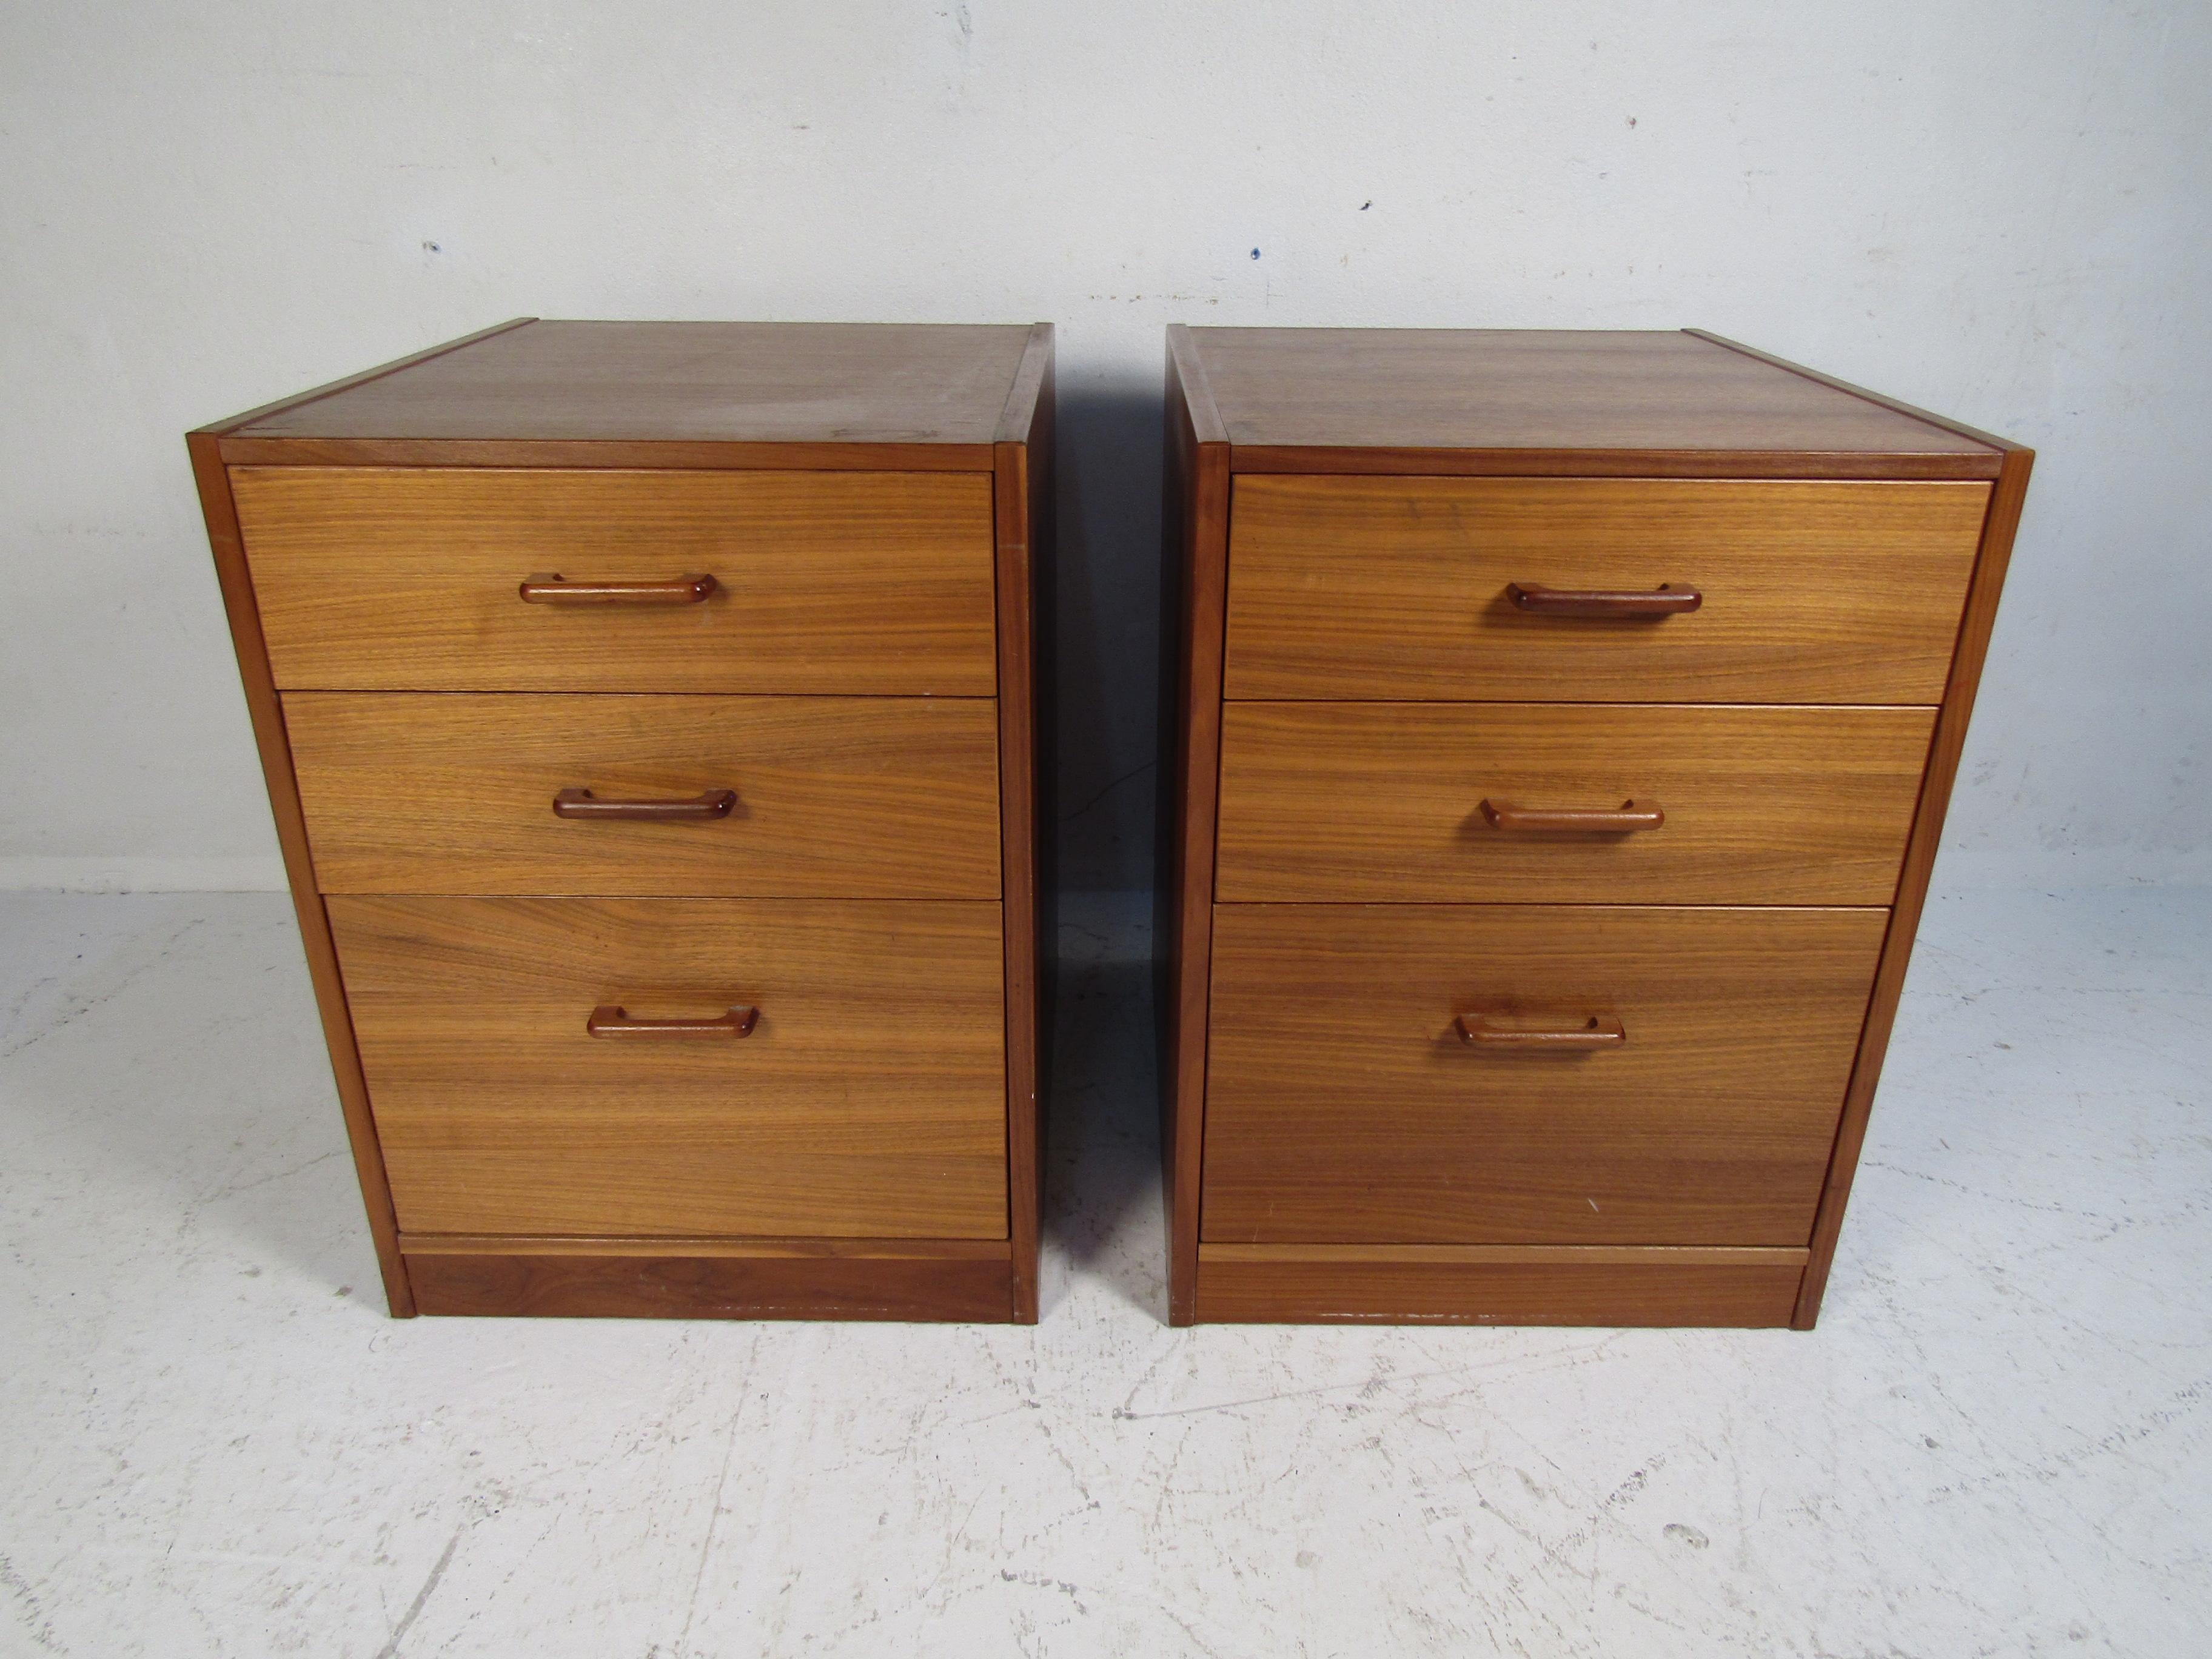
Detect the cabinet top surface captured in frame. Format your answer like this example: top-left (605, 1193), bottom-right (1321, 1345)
top-left (1182, 328), bottom-right (2005, 463)
top-left (217, 320), bottom-right (1041, 446)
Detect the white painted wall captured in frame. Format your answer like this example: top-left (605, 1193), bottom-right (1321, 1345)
top-left (3, 2), bottom-right (2207, 894)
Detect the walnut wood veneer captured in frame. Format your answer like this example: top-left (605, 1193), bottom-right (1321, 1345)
top-left (193, 319), bottom-right (1053, 1322)
top-left (1158, 326), bottom-right (2029, 1327)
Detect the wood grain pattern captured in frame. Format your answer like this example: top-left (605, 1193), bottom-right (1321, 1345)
top-left (1187, 328), bottom-right (2002, 472)
top-left (402, 1235), bottom-right (1011, 1257)
top-left (1227, 446), bottom-right (2000, 481)
top-left (218, 437), bottom-right (999, 472)
top-left (225, 320), bottom-right (1035, 448)
top-left (1216, 702), bottom-right (1936, 905)
top-left (327, 896), bottom-right (1008, 1239)
top-left (1202, 904), bottom-right (1888, 1246)
top-left (1222, 477), bottom-right (1988, 704)
top-left (186, 433), bottom-right (415, 1317)
top-left (202, 318), bottom-right (539, 435)
top-left (233, 467), bottom-right (998, 694)
top-left (1204, 1243), bottom-right (1809, 1265)
top-left (407, 1246), bottom-right (1013, 1321)
top-left (1684, 330), bottom-right (2019, 452)
top-left (1194, 1244), bottom-right (1804, 1326)
top-left (1158, 327), bottom-right (1232, 1326)
top-left (196, 321), bottom-right (1050, 1324)
top-left (1160, 325), bottom-right (2028, 1327)
top-left (1794, 443), bottom-right (2036, 1326)
top-left (993, 321), bottom-right (1054, 1323)
top-left (284, 692), bottom-right (1000, 898)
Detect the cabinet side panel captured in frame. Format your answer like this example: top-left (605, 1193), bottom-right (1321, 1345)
top-left (1158, 330), bottom-right (1231, 1325)
top-left (1794, 446), bottom-right (2034, 1326)
top-left (187, 434), bottom-right (414, 1316)
top-left (994, 326), bottom-right (1054, 1323)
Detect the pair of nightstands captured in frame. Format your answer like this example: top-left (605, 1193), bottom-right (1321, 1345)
top-left (192, 320), bottom-right (2028, 1329)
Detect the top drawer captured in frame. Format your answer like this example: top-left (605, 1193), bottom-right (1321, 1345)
top-left (1223, 477), bottom-right (1988, 703)
top-left (232, 468), bottom-right (999, 694)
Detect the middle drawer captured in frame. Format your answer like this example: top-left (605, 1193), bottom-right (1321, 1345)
top-left (1217, 701), bottom-right (1933, 905)
top-left (286, 693), bottom-right (1001, 898)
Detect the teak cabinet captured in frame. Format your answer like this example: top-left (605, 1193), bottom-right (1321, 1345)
top-left (192, 319), bottom-right (1053, 1322)
top-left (1158, 326), bottom-right (2029, 1327)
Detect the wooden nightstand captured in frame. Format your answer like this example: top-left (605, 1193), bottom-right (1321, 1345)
top-left (192, 319), bottom-right (1052, 1322)
top-left (1158, 326), bottom-right (2028, 1327)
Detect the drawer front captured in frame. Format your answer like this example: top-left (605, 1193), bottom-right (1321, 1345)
top-left (1223, 477), bottom-right (1987, 703)
top-left (1217, 702), bottom-right (1934, 905)
top-left (288, 693), bottom-right (1000, 898)
top-left (1202, 903), bottom-right (1887, 1247)
top-left (328, 896), bottom-right (1008, 1239)
top-left (234, 468), bottom-right (998, 693)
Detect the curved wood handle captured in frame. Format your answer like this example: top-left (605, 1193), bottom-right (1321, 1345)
top-left (1456, 1013), bottom-right (1626, 1049)
top-left (586, 1004), bottom-right (758, 1039)
top-left (1479, 799), bottom-right (1664, 833)
top-left (1507, 582), bottom-right (1701, 617)
top-left (553, 788), bottom-right (737, 820)
top-left (519, 574), bottom-right (718, 606)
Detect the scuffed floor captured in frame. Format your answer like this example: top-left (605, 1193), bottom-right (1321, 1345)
top-left (0, 886), bottom-right (2205, 1657)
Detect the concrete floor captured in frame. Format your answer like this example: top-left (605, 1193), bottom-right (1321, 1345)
top-left (0, 886), bottom-right (2206, 1657)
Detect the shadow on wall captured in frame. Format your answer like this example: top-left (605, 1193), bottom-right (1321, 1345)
top-left (1050, 380), bottom-right (1165, 900)
top-left (1045, 941), bottom-right (1161, 1319)
top-left (1037, 383), bottom-right (1169, 1314)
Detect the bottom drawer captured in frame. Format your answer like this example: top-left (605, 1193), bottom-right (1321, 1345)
top-left (1202, 903), bottom-right (1887, 1247)
top-left (329, 896), bottom-right (1008, 1239)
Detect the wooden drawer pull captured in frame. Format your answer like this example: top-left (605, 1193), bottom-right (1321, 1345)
top-left (518, 573), bottom-right (718, 606)
top-left (1478, 798), bottom-right (1664, 834)
top-left (552, 787), bottom-right (737, 820)
top-left (1506, 582), bottom-right (1701, 617)
top-left (586, 1004), bottom-right (759, 1039)
top-left (1455, 1013), bottom-right (1627, 1049)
